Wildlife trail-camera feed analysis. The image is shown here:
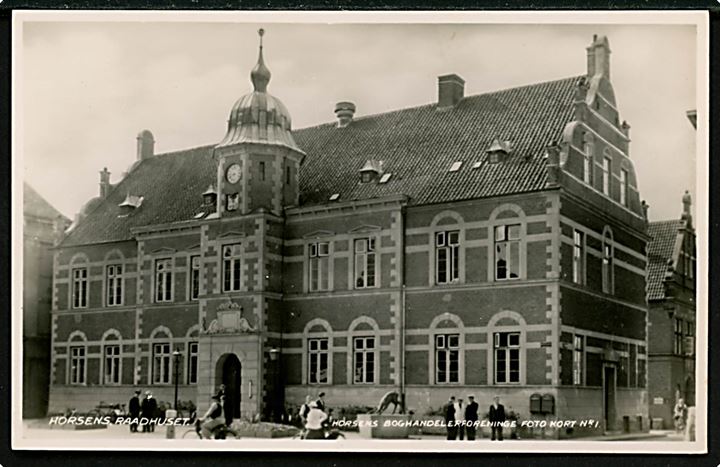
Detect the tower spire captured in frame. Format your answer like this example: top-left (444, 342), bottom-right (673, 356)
top-left (251, 28), bottom-right (271, 92)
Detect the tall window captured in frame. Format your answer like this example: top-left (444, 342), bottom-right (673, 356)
top-left (308, 338), bottom-right (329, 384)
top-left (435, 334), bottom-right (459, 383)
top-left (354, 238), bottom-right (377, 288)
top-left (602, 232), bottom-right (614, 294)
top-left (494, 332), bottom-right (520, 384)
top-left (103, 344), bottom-right (121, 384)
top-left (190, 255), bottom-right (200, 300)
top-left (353, 337), bottom-right (375, 384)
top-left (572, 230), bottom-right (585, 284)
top-left (435, 231), bottom-right (459, 284)
top-left (495, 224), bottom-right (521, 280)
top-left (222, 244), bottom-right (242, 292)
top-left (573, 335), bottom-right (584, 385)
top-left (620, 168), bottom-right (628, 206)
top-left (155, 259), bottom-right (173, 302)
top-left (286, 166), bottom-right (291, 185)
top-left (260, 161), bottom-right (266, 181)
top-left (602, 156), bottom-right (611, 195)
top-left (187, 341), bottom-right (198, 384)
top-left (106, 264), bottom-right (123, 306)
top-left (153, 343), bottom-right (171, 384)
top-left (582, 137), bottom-right (594, 184)
top-left (69, 346), bottom-right (86, 384)
top-left (674, 318), bottom-right (683, 355)
top-left (308, 242), bottom-right (330, 292)
top-left (72, 267), bottom-right (88, 308)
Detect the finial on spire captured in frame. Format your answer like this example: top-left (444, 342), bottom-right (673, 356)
top-left (251, 28), bottom-right (271, 92)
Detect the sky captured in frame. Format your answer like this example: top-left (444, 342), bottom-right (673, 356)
top-left (18, 17), bottom-right (699, 222)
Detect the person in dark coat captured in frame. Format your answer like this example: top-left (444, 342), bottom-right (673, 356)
top-left (464, 395), bottom-right (479, 440)
top-left (141, 390), bottom-right (158, 433)
top-left (128, 389), bottom-right (141, 433)
top-left (444, 396), bottom-right (457, 440)
top-left (488, 395), bottom-right (506, 441)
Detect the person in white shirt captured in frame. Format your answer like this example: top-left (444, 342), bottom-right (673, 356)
top-left (453, 398), bottom-right (466, 440)
top-left (304, 401), bottom-right (328, 439)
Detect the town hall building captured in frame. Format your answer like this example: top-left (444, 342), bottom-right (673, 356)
top-left (47, 32), bottom-right (650, 437)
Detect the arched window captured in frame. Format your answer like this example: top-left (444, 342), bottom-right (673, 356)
top-left (67, 330), bottom-right (88, 385)
top-left (69, 253), bottom-right (90, 309)
top-left (489, 204), bottom-right (527, 282)
top-left (602, 227), bottom-right (614, 294)
top-left (487, 311), bottom-right (527, 385)
top-left (101, 329), bottom-right (122, 385)
top-left (430, 211), bottom-right (465, 286)
top-left (582, 133), bottom-right (594, 185)
top-left (149, 326), bottom-right (173, 385)
top-left (429, 313), bottom-right (464, 385)
top-left (348, 316), bottom-right (380, 385)
top-left (303, 319), bottom-right (333, 385)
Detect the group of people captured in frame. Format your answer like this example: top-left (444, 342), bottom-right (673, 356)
top-left (298, 392), bottom-right (332, 439)
top-left (445, 395), bottom-right (507, 441)
top-left (127, 389), bottom-right (158, 433)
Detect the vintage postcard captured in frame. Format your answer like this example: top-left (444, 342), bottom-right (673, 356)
top-left (11, 10), bottom-right (708, 453)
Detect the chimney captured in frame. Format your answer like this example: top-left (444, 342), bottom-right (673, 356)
top-left (437, 74), bottom-right (465, 109)
top-left (99, 167), bottom-right (111, 198)
top-left (586, 35), bottom-right (611, 79)
top-left (682, 190), bottom-right (692, 224)
top-left (334, 102), bottom-right (356, 128)
top-left (136, 129), bottom-right (155, 160)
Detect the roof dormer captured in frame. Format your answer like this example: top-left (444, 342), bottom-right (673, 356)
top-left (486, 138), bottom-right (513, 164)
top-left (118, 194), bottom-right (143, 217)
top-left (360, 159), bottom-right (384, 183)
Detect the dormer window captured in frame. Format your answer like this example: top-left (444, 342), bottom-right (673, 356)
top-left (360, 159), bottom-right (383, 183)
top-left (486, 139), bottom-right (513, 164)
top-left (202, 184), bottom-right (217, 206)
top-left (118, 194), bottom-right (143, 216)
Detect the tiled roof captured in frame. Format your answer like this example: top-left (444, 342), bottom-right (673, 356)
top-left (24, 183), bottom-right (68, 221)
top-left (646, 219), bottom-right (683, 301)
top-left (60, 75), bottom-right (581, 247)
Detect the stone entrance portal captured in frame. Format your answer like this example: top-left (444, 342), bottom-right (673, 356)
top-left (216, 353), bottom-right (242, 424)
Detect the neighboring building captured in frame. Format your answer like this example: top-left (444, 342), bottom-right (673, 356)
top-left (646, 114), bottom-right (697, 430)
top-left (47, 33), bottom-right (650, 437)
top-left (23, 183), bottom-right (70, 418)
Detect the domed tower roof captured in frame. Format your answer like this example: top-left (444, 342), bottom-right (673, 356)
top-left (217, 29), bottom-right (303, 153)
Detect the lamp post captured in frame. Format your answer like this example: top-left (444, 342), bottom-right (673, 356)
top-left (269, 347), bottom-right (280, 423)
top-left (173, 349), bottom-right (181, 410)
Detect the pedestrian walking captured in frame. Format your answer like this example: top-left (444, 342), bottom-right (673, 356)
top-left (128, 389), bottom-right (141, 433)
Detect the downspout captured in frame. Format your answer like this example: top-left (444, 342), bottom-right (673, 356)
top-left (399, 205), bottom-right (407, 413)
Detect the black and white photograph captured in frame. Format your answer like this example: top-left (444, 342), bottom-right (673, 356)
top-left (11, 10), bottom-right (708, 453)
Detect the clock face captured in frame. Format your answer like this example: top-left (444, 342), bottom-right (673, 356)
top-left (226, 163), bottom-right (242, 184)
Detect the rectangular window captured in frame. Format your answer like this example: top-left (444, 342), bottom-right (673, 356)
top-left (494, 332), bottom-right (520, 384)
top-left (152, 343), bottom-right (171, 384)
top-left (222, 244), bottom-right (242, 292)
top-left (620, 168), bottom-right (628, 206)
top-left (309, 242), bottom-right (330, 291)
top-left (572, 230), bottom-right (585, 284)
top-left (308, 338), bottom-right (329, 384)
top-left (106, 264), bottom-right (123, 306)
top-left (435, 334), bottom-right (460, 383)
top-left (187, 341), bottom-right (198, 384)
top-left (583, 143), bottom-right (593, 184)
top-left (103, 344), bottom-right (121, 385)
top-left (573, 335), bottom-right (584, 385)
top-left (286, 166), bottom-right (291, 185)
top-left (435, 231), bottom-right (460, 284)
top-left (353, 337), bottom-right (376, 384)
top-left (260, 161), bottom-right (266, 181)
top-left (354, 238), bottom-right (377, 288)
top-left (72, 267), bottom-right (88, 308)
top-left (155, 259), bottom-right (173, 302)
top-left (674, 319), bottom-right (683, 355)
top-left (69, 346), bottom-right (86, 384)
top-left (495, 224), bottom-right (521, 280)
top-left (602, 243), bottom-right (613, 294)
top-left (602, 157), bottom-right (611, 195)
top-left (190, 255), bottom-right (200, 300)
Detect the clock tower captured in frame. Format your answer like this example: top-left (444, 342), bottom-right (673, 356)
top-left (214, 29), bottom-right (305, 217)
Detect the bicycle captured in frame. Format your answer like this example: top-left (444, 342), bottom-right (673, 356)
top-left (182, 419), bottom-right (241, 439)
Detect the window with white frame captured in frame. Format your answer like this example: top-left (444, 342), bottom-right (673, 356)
top-left (674, 318), bottom-right (683, 355)
top-left (602, 232), bottom-right (614, 294)
top-left (223, 244), bottom-right (242, 292)
top-left (494, 332), bottom-right (520, 384)
top-left (583, 136), bottom-right (594, 185)
top-left (620, 168), bottom-right (628, 206)
top-left (354, 238), bottom-right (377, 288)
top-left (495, 224), bottom-right (521, 280)
top-left (353, 336), bottom-right (375, 384)
top-left (572, 230), bottom-right (585, 284)
top-left (152, 342), bottom-right (171, 384)
top-left (104, 344), bottom-right (121, 384)
top-left (106, 264), bottom-right (123, 306)
top-left (187, 341), bottom-right (198, 384)
top-left (308, 242), bottom-right (330, 292)
top-left (435, 231), bottom-right (459, 284)
top-left (155, 259), bottom-right (173, 302)
top-left (573, 335), bottom-right (584, 385)
top-left (69, 346), bottom-right (86, 384)
top-left (602, 156), bottom-right (611, 195)
top-left (308, 338), bottom-right (329, 384)
top-left (72, 267), bottom-right (88, 308)
top-left (190, 255), bottom-right (200, 300)
top-left (435, 334), bottom-right (460, 383)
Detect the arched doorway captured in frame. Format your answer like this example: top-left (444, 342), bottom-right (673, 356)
top-left (215, 354), bottom-right (241, 424)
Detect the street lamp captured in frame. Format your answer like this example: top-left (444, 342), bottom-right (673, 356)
top-left (172, 348), bottom-right (181, 410)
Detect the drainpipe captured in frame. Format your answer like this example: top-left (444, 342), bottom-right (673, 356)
top-left (399, 205), bottom-right (407, 413)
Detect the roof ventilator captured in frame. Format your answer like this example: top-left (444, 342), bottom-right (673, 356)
top-left (486, 139), bottom-right (513, 164)
top-left (118, 194), bottom-right (144, 217)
